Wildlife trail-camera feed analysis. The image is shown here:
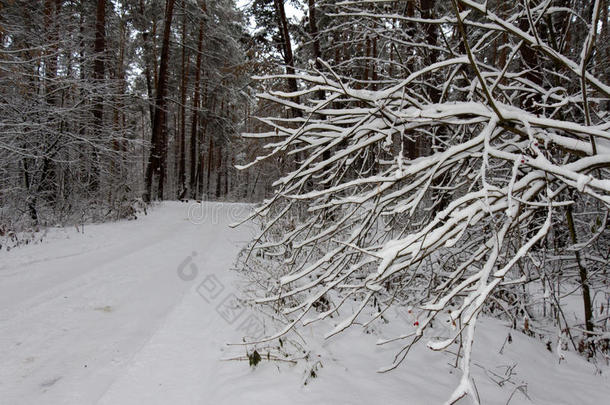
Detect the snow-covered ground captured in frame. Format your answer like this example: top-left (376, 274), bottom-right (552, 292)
top-left (1, 202), bottom-right (608, 405)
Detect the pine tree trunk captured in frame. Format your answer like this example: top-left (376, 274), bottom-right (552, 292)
top-left (178, 1), bottom-right (188, 199)
top-left (189, 7), bottom-right (205, 199)
top-left (197, 93), bottom-right (207, 198)
top-left (90, 0), bottom-right (106, 193)
top-left (273, 0), bottom-right (300, 117)
top-left (308, 0), bottom-right (330, 164)
top-left (420, 0), bottom-right (439, 103)
top-left (40, 0), bottom-right (61, 203)
top-left (144, 0), bottom-right (176, 202)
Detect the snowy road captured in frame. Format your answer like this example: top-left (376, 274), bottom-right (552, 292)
top-left (2, 202), bottom-right (609, 405)
top-left (0, 202), bottom-right (255, 405)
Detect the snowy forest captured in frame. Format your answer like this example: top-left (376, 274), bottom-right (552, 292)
top-left (1, 0), bottom-right (609, 404)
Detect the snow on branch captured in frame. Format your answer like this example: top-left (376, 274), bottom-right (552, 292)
top-left (240, 1), bottom-right (609, 403)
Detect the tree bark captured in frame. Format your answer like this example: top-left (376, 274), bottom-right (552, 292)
top-left (189, 5), bottom-right (205, 199)
top-left (420, 0), bottom-right (439, 103)
top-left (90, 0), bottom-right (106, 193)
top-left (206, 136), bottom-right (213, 196)
top-left (215, 143), bottom-right (222, 199)
top-left (39, 0), bottom-right (61, 203)
top-left (308, 0), bottom-right (323, 74)
top-left (178, 0), bottom-right (189, 199)
top-left (566, 206), bottom-right (595, 339)
top-left (144, 0), bottom-right (176, 202)
top-left (308, 0), bottom-right (329, 163)
top-left (273, 0), bottom-right (300, 117)
top-left (518, 7), bottom-right (543, 114)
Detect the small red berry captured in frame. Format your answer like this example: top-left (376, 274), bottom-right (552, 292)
top-left (521, 159), bottom-right (525, 164)
top-left (413, 321), bottom-right (419, 326)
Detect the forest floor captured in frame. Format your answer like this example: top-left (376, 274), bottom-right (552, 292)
top-left (1, 202), bottom-right (608, 405)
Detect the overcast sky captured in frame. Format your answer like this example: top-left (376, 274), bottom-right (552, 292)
top-left (236, 0), bottom-right (303, 22)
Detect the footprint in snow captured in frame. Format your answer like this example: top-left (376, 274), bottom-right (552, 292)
top-left (40, 376), bottom-right (61, 389)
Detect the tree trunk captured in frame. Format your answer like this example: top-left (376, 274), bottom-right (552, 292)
top-left (308, 0), bottom-right (323, 75)
top-left (93, 0), bottom-right (106, 116)
top-left (144, 0), bottom-right (176, 202)
top-left (420, 0), bottom-right (439, 103)
top-left (566, 206), bottom-right (595, 340)
top-left (273, 0), bottom-right (300, 117)
top-left (308, 0), bottom-right (330, 164)
top-left (114, 14), bottom-right (127, 152)
top-left (178, 0), bottom-right (189, 199)
top-left (518, 10), bottom-right (543, 114)
top-left (189, 6), bottom-right (205, 199)
top-left (90, 0), bottom-right (106, 193)
top-left (40, 0), bottom-right (61, 203)
top-left (197, 90), bottom-right (207, 198)
top-left (215, 143), bottom-right (222, 199)
top-left (206, 136), bottom-right (213, 196)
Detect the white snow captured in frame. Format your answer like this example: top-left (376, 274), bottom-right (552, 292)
top-left (1, 202), bottom-right (608, 404)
